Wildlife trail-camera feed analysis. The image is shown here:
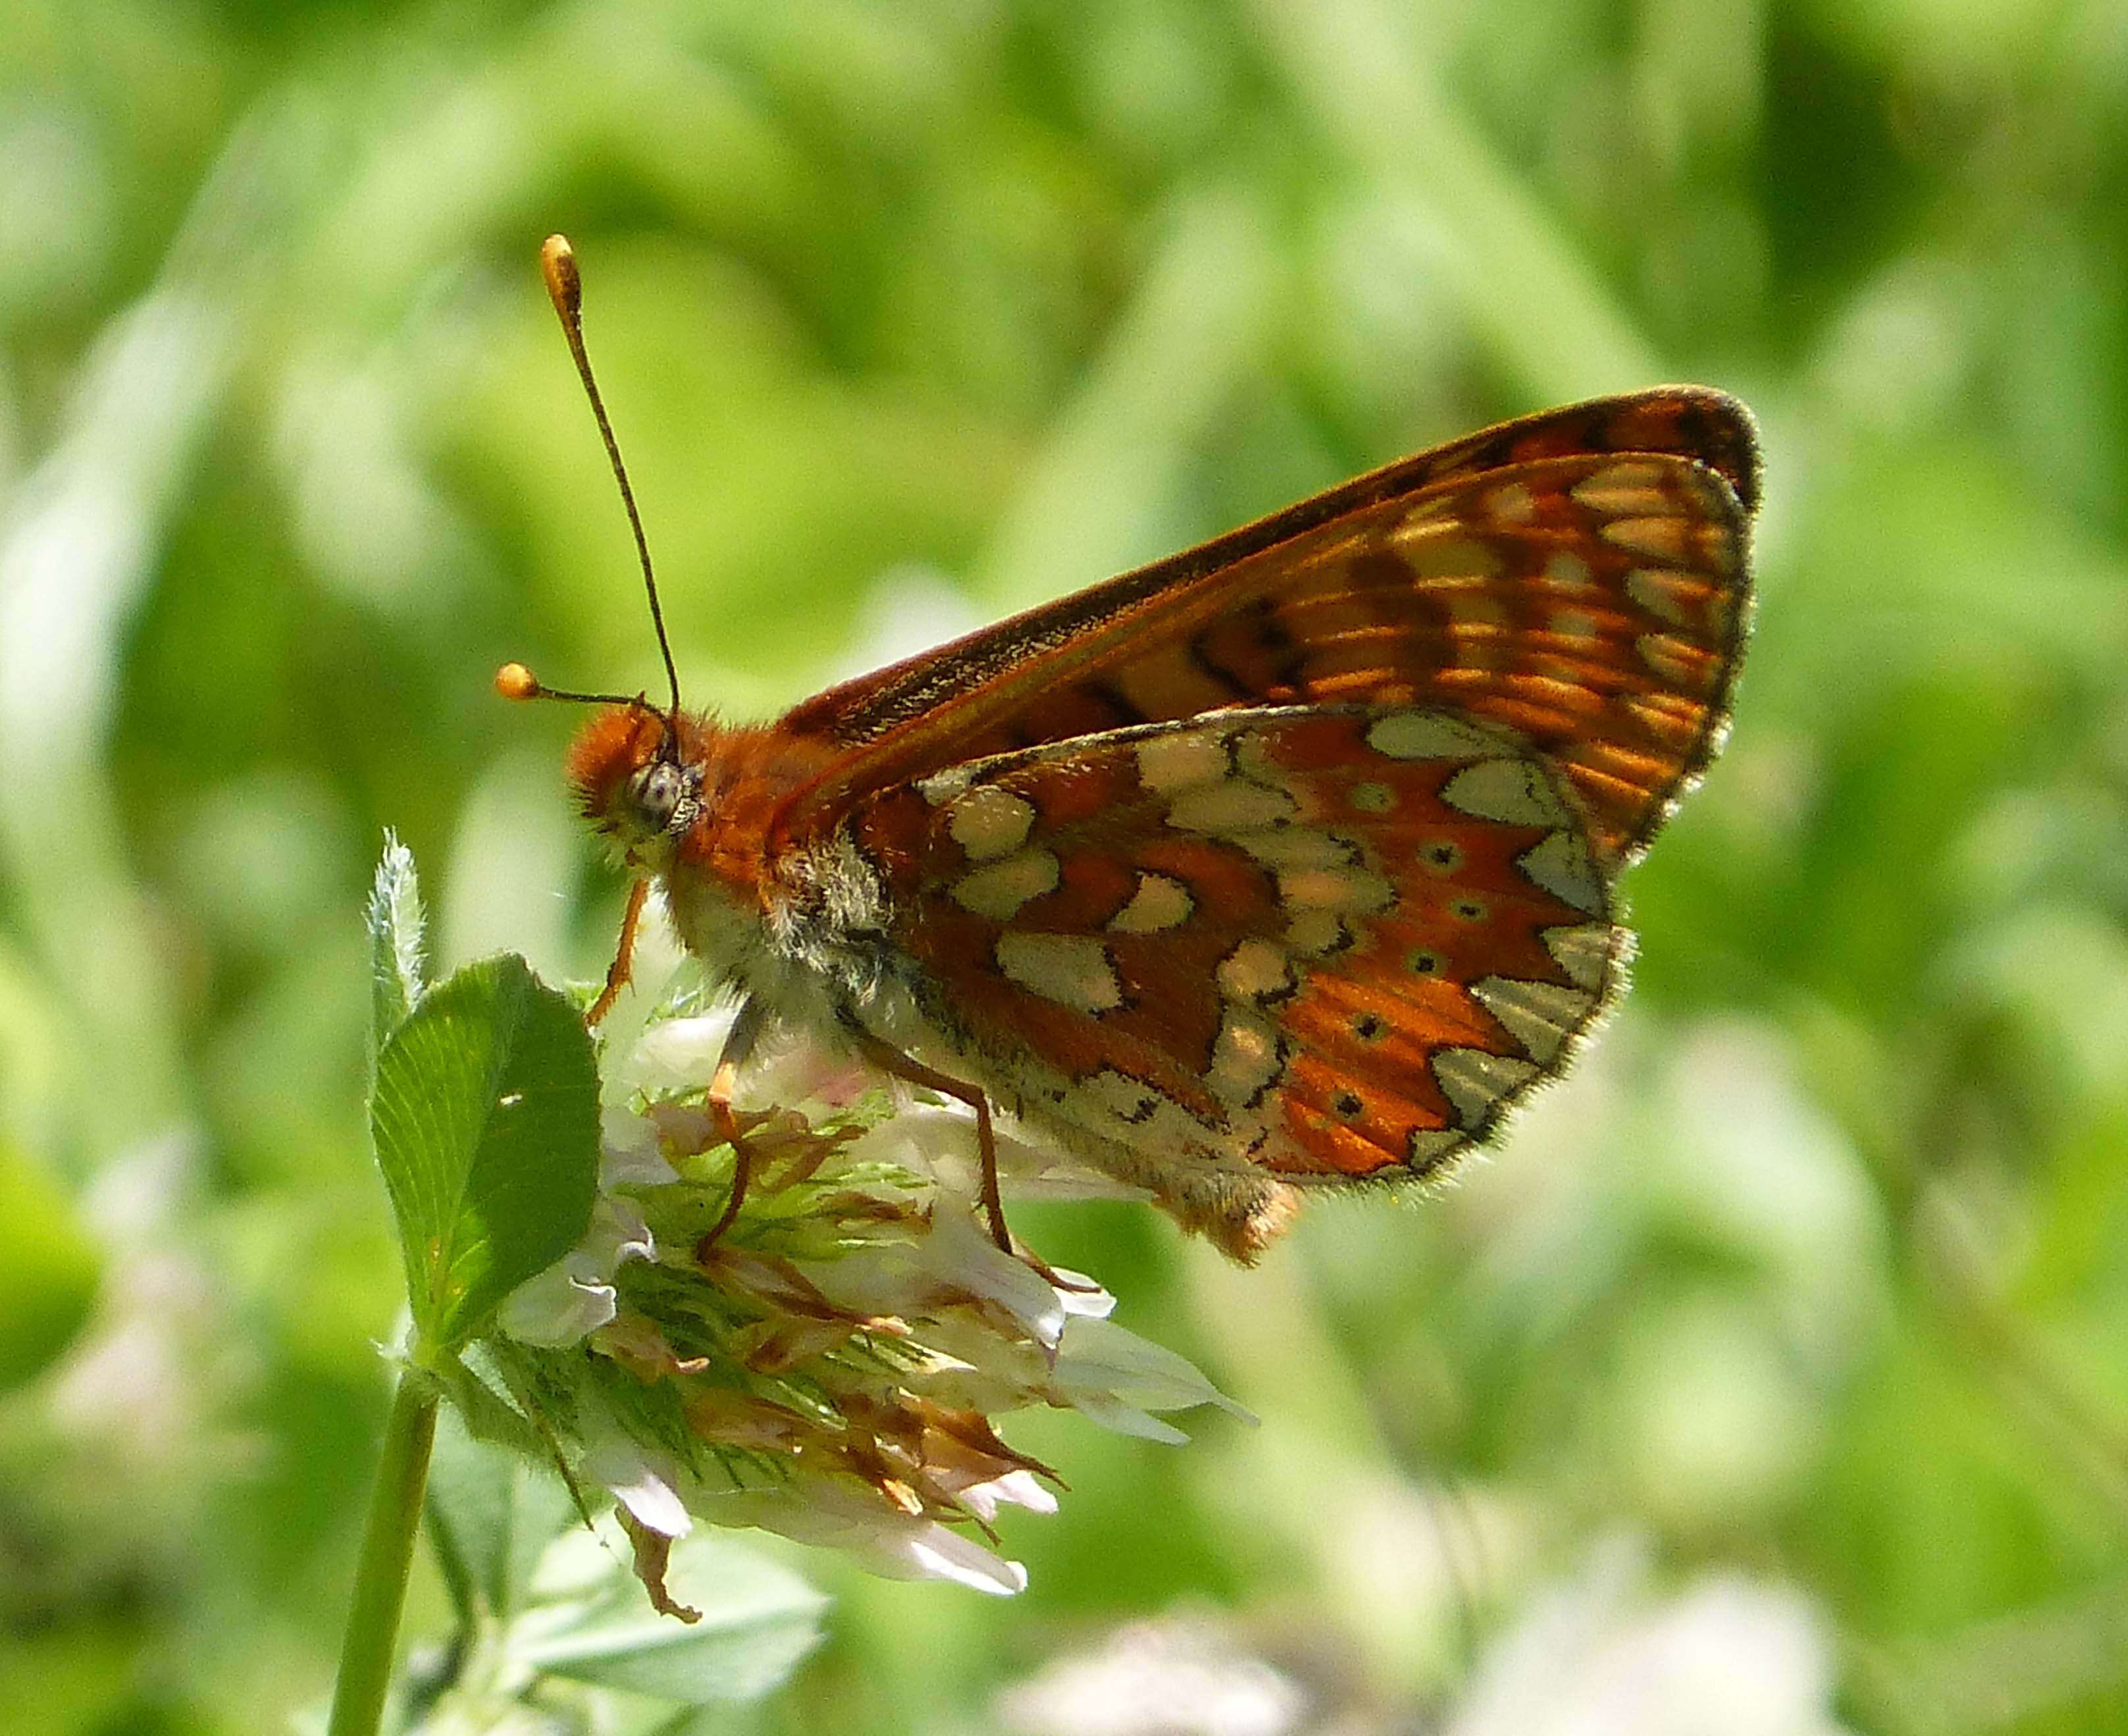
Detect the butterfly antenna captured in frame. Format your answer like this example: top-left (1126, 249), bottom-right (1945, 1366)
top-left (493, 662), bottom-right (642, 708)
top-left (539, 232), bottom-right (684, 725)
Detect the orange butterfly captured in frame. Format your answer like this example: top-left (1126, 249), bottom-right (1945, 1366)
top-left (507, 238), bottom-right (1757, 1262)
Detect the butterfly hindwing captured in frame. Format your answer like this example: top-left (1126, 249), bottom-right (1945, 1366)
top-left (846, 704), bottom-right (1626, 1184)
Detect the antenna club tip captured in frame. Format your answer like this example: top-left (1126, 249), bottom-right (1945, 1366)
top-left (495, 661), bottom-right (542, 701)
top-left (540, 234), bottom-right (581, 320)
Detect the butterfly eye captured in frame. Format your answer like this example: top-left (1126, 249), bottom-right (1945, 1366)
top-left (627, 760), bottom-right (692, 835)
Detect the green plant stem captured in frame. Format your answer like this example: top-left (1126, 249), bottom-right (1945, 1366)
top-left (329, 1369), bottom-right (440, 1736)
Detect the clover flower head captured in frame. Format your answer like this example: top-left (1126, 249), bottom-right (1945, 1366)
top-left (475, 957), bottom-right (1249, 1607)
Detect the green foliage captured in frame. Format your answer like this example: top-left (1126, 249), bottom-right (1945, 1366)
top-left (514, 1532), bottom-right (828, 1706)
top-left (365, 831), bottom-right (598, 1359)
top-left (368, 949), bottom-right (598, 1355)
top-left (0, 1139), bottom-right (99, 1392)
top-left (346, 865), bottom-right (817, 1732)
top-left (412, 1413), bottom-right (825, 1723)
top-left (367, 831), bottom-right (427, 1065)
top-left (423, 1405), bottom-right (581, 1629)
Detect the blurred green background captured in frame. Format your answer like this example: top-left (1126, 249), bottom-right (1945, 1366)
top-left (7, 1), bottom-right (2128, 1731)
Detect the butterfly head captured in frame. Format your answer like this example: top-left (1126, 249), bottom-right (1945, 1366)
top-left (563, 701), bottom-right (706, 865)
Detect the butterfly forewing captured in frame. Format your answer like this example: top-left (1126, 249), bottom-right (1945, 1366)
top-left (777, 388), bottom-right (1754, 868)
top-left (848, 704), bottom-right (1623, 1183)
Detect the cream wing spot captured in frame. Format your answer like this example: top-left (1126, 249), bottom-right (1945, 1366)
top-left (1228, 732), bottom-right (1286, 781)
top-left (995, 932), bottom-right (1124, 1013)
top-left (1484, 481), bottom-right (1538, 522)
top-left (1636, 631), bottom-right (1703, 687)
top-left (1625, 567), bottom-right (1705, 627)
top-left (946, 786), bottom-right (1036, 859)
top-left (1396, 534), bottom-right (1506, 580)
top-left (1366, 710), bottom-right (1500, 761)
top-left (1217, 939), bottom-right (1293, 1004)
top-left (1602, 515), bottom-right (1696, 562)
top-left (916, 764), bottom-right (977, 804)
top-left (1407, 1128), bottom-right (1465, 1168)
top-left (1168, 780), bottom-right (1297, 833)
top-left (1108, 872), bottom-right (1194, 934)
top-left (1348, 781), bottom-right (1395, 813)
top-left (1517, 830), bottom-right (1607, 914)
top-left (1542, 922), bottom-right (1615, 991)
top-left (1544, 550), bottom-right (1595, 589)
top-left (1135, 729), bottom-right (1228, 792)
top-left (952, 849), bottom-right (1061, 920)
top-left (1570, 461), bottom-right (1672, 515)
top-left (1440, 758), bottom-right (1569, 826)
top-left (1287, 909), bottom-right (1355, 957)
top-left (1432, 1048), bottom-right (1540, 1128)
top-left (1470, 976), bottom-right (1599, 1065)
top-left (1240, 827), bottom-right (1357, 870)
top-left (1075, 1070), bottom-right (1218, 1146)
top-left (1279, 866), bottom-right (1395, 912)
top-left (1209, 1007), bottom-right (1286, 1108)
top-left (1621, 690), bottom-right (1705, 743)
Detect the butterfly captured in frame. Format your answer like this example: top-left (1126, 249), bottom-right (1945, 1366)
top-left (507, 238), bottom-right (1758, 1263)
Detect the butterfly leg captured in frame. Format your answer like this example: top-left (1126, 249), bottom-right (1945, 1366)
top-left (586, 877), bottom-right (650, 1026)
top-left (694, 998), bottom-right (768, 1258)
top-left (848, 1034), bottom-right (1013, 1255)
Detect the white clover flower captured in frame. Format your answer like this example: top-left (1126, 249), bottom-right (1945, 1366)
top-left (598, 1104), bottom-right (679, 1187)
top-left (1049, 1315), bottom-right (1256, 1443)
top-left (1443, 1536), bottom-right (1850, 1736)
top-left (495, 1195), bottom-right (658, 1346)
top-left (581, 1437), bottom-right (691, 1542)
top-left (996, 1616), bottom-right (1309, 1736)
top-left (480, 967), bottom-right (1248, 1605)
